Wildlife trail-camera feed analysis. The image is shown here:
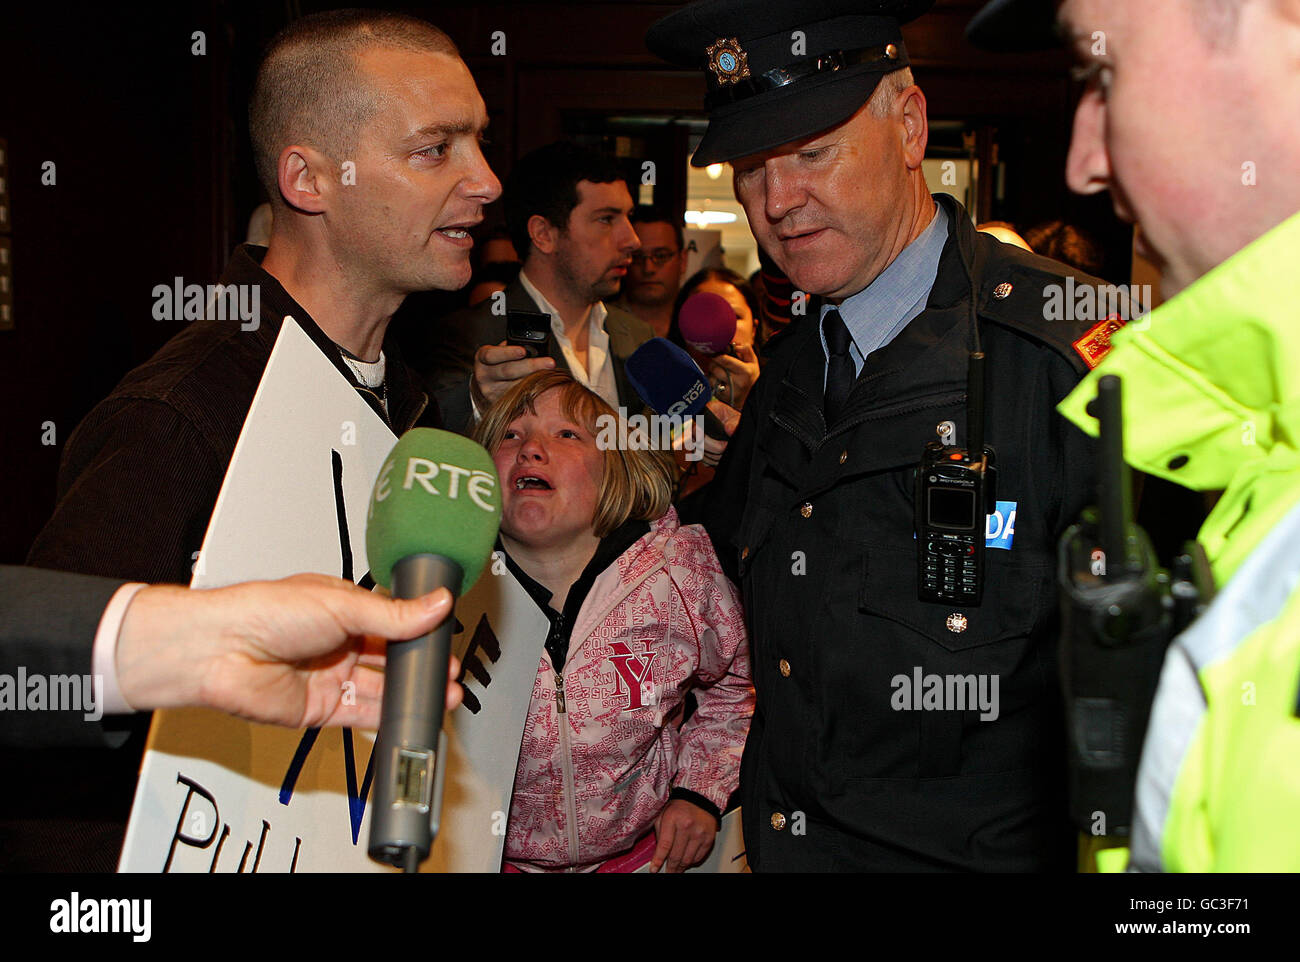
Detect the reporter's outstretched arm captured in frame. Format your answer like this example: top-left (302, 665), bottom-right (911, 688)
top-left (116, 573), bottom-right (461, 728)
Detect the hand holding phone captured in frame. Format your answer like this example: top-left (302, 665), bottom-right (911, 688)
top-left (506, 309), bottom-right (552, 358)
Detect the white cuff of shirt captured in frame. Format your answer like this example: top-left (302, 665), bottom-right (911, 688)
top-left (92, 582), bottom-right (149, 715)
top-left (470, 383), bottom-right (485, 424)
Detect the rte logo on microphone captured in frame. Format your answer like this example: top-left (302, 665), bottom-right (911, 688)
top-left (372, 456), bottom-right (498, 513)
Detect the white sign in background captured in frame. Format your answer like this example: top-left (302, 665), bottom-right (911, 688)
top-left (119, 318), bottom-right (547, 872)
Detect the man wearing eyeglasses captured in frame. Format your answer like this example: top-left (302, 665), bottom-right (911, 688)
top-left (617, 206), bottom-right (689, 340)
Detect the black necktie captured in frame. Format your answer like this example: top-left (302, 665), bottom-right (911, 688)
top-left (823, 309), bottom-right (854, 425)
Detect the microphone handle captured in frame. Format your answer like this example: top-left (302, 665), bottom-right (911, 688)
top-left (367, 552), bottom-right (463, 871)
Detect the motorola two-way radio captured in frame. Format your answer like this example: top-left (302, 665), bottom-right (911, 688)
top-left (1057, 374), bottom-right (1213, 838)
top-left (915, 352), bottom-right (997, 606)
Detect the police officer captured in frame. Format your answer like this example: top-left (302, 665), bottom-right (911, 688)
top-left (648, 0), bottom-right (1124, 870)
top-left (969, 0), bottom-right (1300, 872)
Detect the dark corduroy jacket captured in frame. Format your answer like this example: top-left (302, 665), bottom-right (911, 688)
top-left (26, 244), bottom-right (436, 585)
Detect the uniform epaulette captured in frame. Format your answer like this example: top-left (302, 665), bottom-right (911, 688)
top-left (757, 311), bottom-right (813, 363)
top-left (973, 235), bottom-right (1146, 375)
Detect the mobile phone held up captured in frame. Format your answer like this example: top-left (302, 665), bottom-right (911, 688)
top-left (506, 309), bottom-right (552, 358)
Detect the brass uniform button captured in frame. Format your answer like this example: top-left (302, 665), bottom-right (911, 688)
top-left (839, 450), bottom-right (848, 464)
top-left (741, 545), bottom-right (750, 560)
top-left (779, 658), bottom-right (791, 677)
top-left (993, 282), bottom-right (1013, 299)
top-left (771, 812), bottom-right (787, 831)
top-left (800, 502), bottom-right (813, 518)
top-left (885, 43), bottom-right (898, 59)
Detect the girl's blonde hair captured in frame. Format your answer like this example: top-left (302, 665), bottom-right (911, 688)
top-left (473, 370), bottom-right (678, 538)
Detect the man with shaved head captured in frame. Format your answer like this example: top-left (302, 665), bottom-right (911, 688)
top-left (28, 9), bottom-right (500, 585)
top-left (16, 10), bottom-right (498, 871)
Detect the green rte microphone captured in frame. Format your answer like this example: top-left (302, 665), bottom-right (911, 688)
top-left (365, 428), bottom-right (501, 872)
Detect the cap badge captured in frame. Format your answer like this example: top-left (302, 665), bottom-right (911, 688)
top-left (707, 37), bottom-right (751, 86)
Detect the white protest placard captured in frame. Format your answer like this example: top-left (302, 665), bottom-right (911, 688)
top-left (120, 568), bottom-right (547, 873)
top-left (119, 317), bottom-right (748, 873)
top-left (119, 318), bottom-right (547, 872)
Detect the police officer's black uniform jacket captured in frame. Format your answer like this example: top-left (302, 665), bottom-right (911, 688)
top-left (694, 194), bottom-right (1109, 871)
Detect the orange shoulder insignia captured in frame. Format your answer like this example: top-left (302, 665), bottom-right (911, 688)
top-left (1072, 315), bottom-right (1126, 370)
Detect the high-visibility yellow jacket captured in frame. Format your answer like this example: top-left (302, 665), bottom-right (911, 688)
top-left (1058, 210), bottom-right (1300, 872)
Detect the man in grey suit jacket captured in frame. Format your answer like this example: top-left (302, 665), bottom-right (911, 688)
top-left (0, 566), bottom-right (461, 748)
top-left (428, 142), bottom-right (654, 433)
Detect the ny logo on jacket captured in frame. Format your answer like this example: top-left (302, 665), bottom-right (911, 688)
top-left (608, 640), bottom-right (658, 711)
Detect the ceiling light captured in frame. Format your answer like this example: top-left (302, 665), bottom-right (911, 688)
top-left (685, 210), bottom-right (738, 226)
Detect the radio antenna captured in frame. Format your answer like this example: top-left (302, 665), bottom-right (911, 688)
top-left (967, 351), bottom-right (986, 468)
top-left (1095, 374), bottom-right (1131, 572)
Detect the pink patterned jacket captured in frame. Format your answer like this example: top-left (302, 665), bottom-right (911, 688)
top-left (504, 507), bottom-right (753, 871)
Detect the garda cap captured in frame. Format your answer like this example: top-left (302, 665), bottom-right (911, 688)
top-left (646, 0), bottom-right (935, 167)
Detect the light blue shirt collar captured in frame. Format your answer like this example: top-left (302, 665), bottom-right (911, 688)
top-left (819, 200), bottom-right (948, 377)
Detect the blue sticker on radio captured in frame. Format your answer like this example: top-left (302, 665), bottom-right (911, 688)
top-left (985, 501), bottom-right (1017, 550)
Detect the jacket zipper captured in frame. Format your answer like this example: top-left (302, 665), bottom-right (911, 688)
top-left (545, 537), bottom-right (669, 871)
top-left (403, 391), bottom-right (429, 431)
top-left (553, 668), bottom-right (582, 869)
